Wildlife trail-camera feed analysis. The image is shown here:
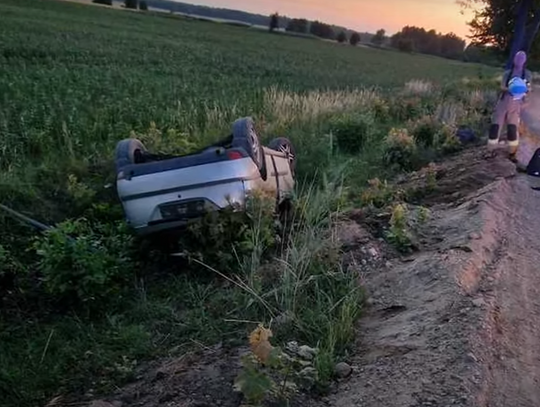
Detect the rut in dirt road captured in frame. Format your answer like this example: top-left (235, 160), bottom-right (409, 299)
top-left (474, 175), bottom-right (540, 407)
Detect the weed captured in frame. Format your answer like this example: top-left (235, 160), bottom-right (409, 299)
top-left (411, 116), bottom-right (441, 148)
top-left (360, 178), bottom-right (402, 208)
top-left (179, 193), bottom-right (277, 273)
top-left (385, 203), bottom-right (414, 253)
top-left (33, 218), bottom-right (134, 308)
top-left (329, 113), bottom-right (374, 154)
top-left (426, 163), bottom-right (438, 192)
top-left (382, 128), bottom-right (419, 172)
top-left (439, 125), bottom-right (463, 154)
top-left (416, 206), bottom-right (431, 224)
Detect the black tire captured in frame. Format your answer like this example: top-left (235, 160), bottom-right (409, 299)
top-left (115, 138), bottom-right (147, 173)
top-left (268, 137), bottom-right (296, 177)
top-left (232, 117), bottom-right (266, 178)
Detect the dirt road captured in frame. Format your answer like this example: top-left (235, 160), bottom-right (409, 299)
top-left (474, 89), bottom-right (540, 407)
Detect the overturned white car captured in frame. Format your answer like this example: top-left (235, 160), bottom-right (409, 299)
top-left (115, 117), bottom-right (296, 235)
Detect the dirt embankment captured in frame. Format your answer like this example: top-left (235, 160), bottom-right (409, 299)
top-left (326, 99), bottom-right (540, 407)
top-left (328, 151), bottom-right (540, 407)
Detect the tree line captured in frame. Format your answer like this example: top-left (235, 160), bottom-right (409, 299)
top-left (272, 13), bottom-right (468, 60)
top-left (272, 14), bottom-right (388, 47)
top-left (390, 26), bottom-right (466, 60)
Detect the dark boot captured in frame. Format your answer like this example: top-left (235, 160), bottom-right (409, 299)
top-left (507, 124), bottom-right (518, 162)
top-left (488, 123), bottom-right (500, 146)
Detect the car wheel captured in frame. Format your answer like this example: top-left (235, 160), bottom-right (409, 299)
top-left (269, 137), bottom-right (296, 177)
top-left (115, 138), bottom-right (147, 173)
top-left (232, 117), bottom-right (267, 179)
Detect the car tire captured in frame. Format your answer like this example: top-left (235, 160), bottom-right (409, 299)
top-left (232, 117), bottom-right (267, 179)
top-left (269, 137), bottom-right (296, 177)
top-left (115, 138), bottom-right (147, 173)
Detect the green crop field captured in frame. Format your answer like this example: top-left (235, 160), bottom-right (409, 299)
top-left (0, 1), bottom-right (500, 406)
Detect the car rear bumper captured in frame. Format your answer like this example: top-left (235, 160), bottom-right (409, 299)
top-left (121, 179), bottom-right (248, 234)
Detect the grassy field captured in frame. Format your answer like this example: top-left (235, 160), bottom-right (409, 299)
top-left (0, 0), bottom-right (500, 406)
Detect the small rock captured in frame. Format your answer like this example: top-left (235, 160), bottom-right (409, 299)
top-left (460, 307), bottom-right (471, 315)
top-left (299, 366), bottom-right (317, 378)
top-left (297, 345), bottom-right (317, 360)
top-left (472, 298), bottom-right (486, 307)
top-left (465, 352), bottom-right (478, 363)
top-left (153, 371), bottom-right (166, 381)
top-left (285, 341), bottom-right (299, 354)
top-left (274, 311), bottom-right (293, 326)
top-left (368, 247), bottom-right (379, 258)
top-left (468, 232), bottom-right (481, 240)
top-left (334, 362), bottom-right (353, 378)
top-left (158, 392), bottom-right (177, 403)
top-left (385, 261), bottom-right (392, 268)
top-left (452, 245), bottom-right (473, 253)
top-left (366, 297), bottom-right (375, 306)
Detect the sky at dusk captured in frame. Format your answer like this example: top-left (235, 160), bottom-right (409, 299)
top-left (183, 0), bottom-right (475, 39)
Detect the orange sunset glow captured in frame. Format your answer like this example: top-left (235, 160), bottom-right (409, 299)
top-left (185, 0), bottom-right (475, 38)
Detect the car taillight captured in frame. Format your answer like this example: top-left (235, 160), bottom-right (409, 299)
top-left (227, 151), bottom-right (243, 160)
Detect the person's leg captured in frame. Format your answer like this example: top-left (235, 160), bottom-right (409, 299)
top-left (506, 100), bottom-right (521, 160)
top-left (488, 98), bottom-right (507, 152)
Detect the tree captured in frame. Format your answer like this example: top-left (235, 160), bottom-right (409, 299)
top-left (269, 13), bottom-right (279, 33)
top-left (139, 0), bottom-right (148, 10)
top-left (463, 43), bottom-right (502, 64)
top-left (440, 33), bottom-right (466, 58)
top-left (310, 20), bottom-right (335, 40)
top-left (286, 18), bottom-right (309, 34)
top-left (396, 38), bottom-right (414, 53)
top-left (337, 31), bottom-right (347, 43)
top-left (390, 26), bottom-right (465, 59)
top-left (371, 29), bottom-right (386, 46)
top-left (461, 0), bottom-right (540, 67)
top-left (350, 32), bottom-right (361, 46)
top-left (124, 0), bottom-right (138, 9)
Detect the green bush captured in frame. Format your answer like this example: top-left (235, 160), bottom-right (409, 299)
top-left (180, 192), bottom-right (278, 273)
top-left (0, 244), bottom-right (24, 279)
top-left (385, 204), bottom-right (414, 253)
top-left (382, 128), bottom-right (418, 172)
top-left (411, 116), bottom-right (440, 148)
top-left (439, 125), bottom-right (463, 154)
top-left (388, 96), bottom-right (424, 122)
top-left (330, 113), bottom-right (373, 154)
top-left (34, 219), bottom-right (134, 307)
top-left (372, 97), bottom-right (391, 122)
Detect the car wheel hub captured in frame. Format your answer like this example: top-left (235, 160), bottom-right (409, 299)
top-left (279, 144), bottom-right (294, 165)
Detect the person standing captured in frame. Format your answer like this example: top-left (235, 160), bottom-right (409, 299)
top-left (487, 50), bottom-right (532, 161)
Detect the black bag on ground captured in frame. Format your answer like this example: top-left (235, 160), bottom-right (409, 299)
top-left (526, 148), bottom-right (540, 190)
